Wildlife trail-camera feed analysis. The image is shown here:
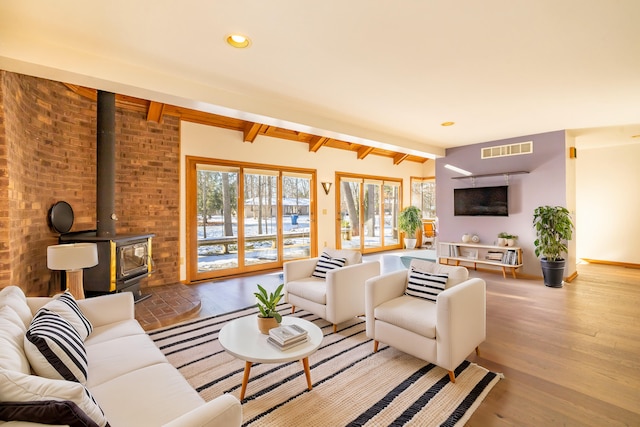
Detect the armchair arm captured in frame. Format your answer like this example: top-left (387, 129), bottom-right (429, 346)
top-left (77, 292), bottom-right (135, 327)
top-left (435, 278), bottom-right (486, 371)
top-left (364, 269), bottom-right (407, 338)
top-left (161, 394), bottom-right (242, 427)
top-left (283, 258), bottom-right (319, 301)
top-left (325, 261), bottom-right (380, 324)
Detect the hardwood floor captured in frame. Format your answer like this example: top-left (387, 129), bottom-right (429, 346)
top-left (166, 261), bottom-right (640, 426)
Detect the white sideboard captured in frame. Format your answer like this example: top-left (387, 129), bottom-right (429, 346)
top-left (438, 242), bottom-right (523, 278)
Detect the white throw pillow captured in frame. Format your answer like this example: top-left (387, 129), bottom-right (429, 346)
top-left (312, 251), bottom-right (347, 279)
top-left (405, 267), bottom-right (448, 303)
top-left (24, 309), bottom-right (88, 384)
top-left (0, 368), bottom-right (108, 427)
top-left (0, 305), bottom-right (31, 374)
top-left (0, 286), bottom-right (32, 328)
top-left (43, 290), bottom-right (93, 340)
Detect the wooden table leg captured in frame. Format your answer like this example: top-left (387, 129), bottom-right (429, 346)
top-left (301, 357), bottom-right (312, 390)
top-left (240, 361), bottom-right (252, 400)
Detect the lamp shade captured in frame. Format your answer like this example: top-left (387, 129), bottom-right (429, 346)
top-left (47, 243), bottom-right (99, 271)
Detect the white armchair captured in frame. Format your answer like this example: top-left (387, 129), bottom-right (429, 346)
top-left (284, 249), bottom-right (380, 333)
top-left (365, 259), bottom-right (486, 382)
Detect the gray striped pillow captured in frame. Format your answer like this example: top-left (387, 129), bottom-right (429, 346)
top-left (312, 252), bottom-right (347, 279)
top-left (24, 309), bottom-right (88, 384)
top-left (405, 267), bottom-right (448, 302)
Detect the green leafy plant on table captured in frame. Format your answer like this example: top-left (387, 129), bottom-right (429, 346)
top-left (254, 283), bottom-right (284, 323)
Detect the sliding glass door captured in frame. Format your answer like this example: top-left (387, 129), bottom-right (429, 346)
top-left (186, 157), bottom-right (316, 282)
top-left (337, 174), bottom-right (402, 253)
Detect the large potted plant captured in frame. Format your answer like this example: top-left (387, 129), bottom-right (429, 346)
top-left (532, 205), bottom-right (574, 287)
top-left (398, 206), bottom-right (422, 249)
top-left (254, 283), bottom-right (284, 334)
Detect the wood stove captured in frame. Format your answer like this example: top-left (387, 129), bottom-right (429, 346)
top-left (59, 230), bottom-right (154, 300)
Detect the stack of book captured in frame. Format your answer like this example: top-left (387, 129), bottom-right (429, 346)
top-left (267, 323), bottom-right (308, 350)
top-left (485, 251), bottom-right (504, 262)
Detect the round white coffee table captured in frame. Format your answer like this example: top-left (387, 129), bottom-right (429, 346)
top-left (218, 315), bottom-right (323, 400)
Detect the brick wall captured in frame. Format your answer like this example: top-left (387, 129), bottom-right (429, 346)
top-left (0, 71), bottom-right (180, 296)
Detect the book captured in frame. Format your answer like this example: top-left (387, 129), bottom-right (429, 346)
top-left (269, 324), bottom-right (308, 345)
top-left (267, 335), bottom-right (309, 350)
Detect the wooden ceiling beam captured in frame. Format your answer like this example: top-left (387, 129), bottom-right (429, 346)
top-left (147, 101), bottom-right (165, 123)
top-left (393, 153), bottom-right (410, 165)
top-left (243, 122), bottom-right (263, 142)
top-left (63, 83), bottom-right (429, 163)
top-left (309, 136), bottom-right (329, 152)
top-left (356, 146), bottom-right (375, 160)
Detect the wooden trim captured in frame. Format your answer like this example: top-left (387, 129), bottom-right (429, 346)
top-left (147, 101), bottom-right (165, 123)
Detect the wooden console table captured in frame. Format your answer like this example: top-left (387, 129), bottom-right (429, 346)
top-left (438, 242), bottom-right (523, 278)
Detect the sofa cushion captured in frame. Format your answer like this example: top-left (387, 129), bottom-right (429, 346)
top-left (312, 252), bottom-right (347, 279)
top-left (0, 306), bottom-right (31, 374)
top-left (90, 363), bottom-right (204, 427)
top-left (42, 291), bottom-right (93, 340)
top-left (285, 278), bottom-right (327, 304)
top-left (0, 400), bottom-right (100, 427)
top-left (84, 319), bottom-right (146, 346)
top-left (24, 309), bottom-right (88, 384)
top-left (0, 286), bottom-right (32, 328)
top-left (405, 267), bottom-right (448, 302)
top-left (0, 368), bottom-right (109, 427)
top-left (374, 295), bottom-right (437, 338)
top-left (85, 334), bottom-right (169, 388)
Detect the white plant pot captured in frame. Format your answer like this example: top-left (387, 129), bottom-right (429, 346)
top-left (497, 238), bottom-right (507, 246)
top-left (404, 238), bottom-right (417, 249)
top-left (507, 238), bottom-right (515, 247)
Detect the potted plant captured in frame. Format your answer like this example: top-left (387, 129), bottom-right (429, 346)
top-left (398, 205), bottom-right (422, 249)
top-left (498, 232), bottom-right (518, 246)
top-left (254, 283), bottom-right (284, 334)
top-left (532, 205), bottom-right (574, 287)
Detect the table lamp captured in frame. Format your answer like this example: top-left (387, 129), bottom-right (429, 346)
top-left (47, 243), bottom-right (99, 300)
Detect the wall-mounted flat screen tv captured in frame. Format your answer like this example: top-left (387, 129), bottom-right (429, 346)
top-left (454, 185), bottom-right (508, 216)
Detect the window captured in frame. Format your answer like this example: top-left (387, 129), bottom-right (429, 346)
top-left (411, 177), bottom-right (436, 219)
top-left (186, 157), bottom-right (316, 281)
top-left (337, 173), bottom-right (402, 253)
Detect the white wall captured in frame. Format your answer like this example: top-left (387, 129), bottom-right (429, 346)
top-left (179, 122), bottom-right (431, 281)
top-left (576, 143), bottom-right (640, 264)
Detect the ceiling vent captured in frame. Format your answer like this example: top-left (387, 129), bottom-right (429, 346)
top-left (481, 141), bottom-right (533, 159)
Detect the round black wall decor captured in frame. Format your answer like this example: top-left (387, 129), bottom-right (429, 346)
top-left (48, 201), bottom-right (74, 234)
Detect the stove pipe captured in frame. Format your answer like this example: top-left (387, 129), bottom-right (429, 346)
top-left (96, 90), bottom-right (116, 237)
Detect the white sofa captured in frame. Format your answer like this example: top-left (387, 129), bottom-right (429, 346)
top-left (284, 249), bottom-right (380, 332)
top-left (0, 286), bottom-right (241, 427)
top-left (365, 259), bottom-right (486, 382)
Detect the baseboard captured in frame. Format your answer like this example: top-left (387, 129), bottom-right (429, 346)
top-left (580, 259), bottom-right (640, 269)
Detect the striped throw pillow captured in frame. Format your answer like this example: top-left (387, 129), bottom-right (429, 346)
top-left (405, 267), bottom-right (449, 302)
top-left (43, 290), bottom-right (93, 341)
top-left (24, 309), bottom-right (88, 384)
top-left (312, 252), bottom-right (347, 279)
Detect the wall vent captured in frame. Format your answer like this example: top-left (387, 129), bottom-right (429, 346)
top-left (481, 141), bottom-right (533, 159)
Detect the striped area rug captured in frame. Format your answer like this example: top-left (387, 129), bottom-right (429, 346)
top-left (148, 304), bottom-right (502, 427)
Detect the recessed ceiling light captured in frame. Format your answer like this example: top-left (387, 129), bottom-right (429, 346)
top-left (226, 34), bottom-right (251, 48)
top-left (441, 121), bottom-right (455, 127)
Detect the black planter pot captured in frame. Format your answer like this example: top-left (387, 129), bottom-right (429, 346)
top-left (540, 258), bottom-right (566, 287)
